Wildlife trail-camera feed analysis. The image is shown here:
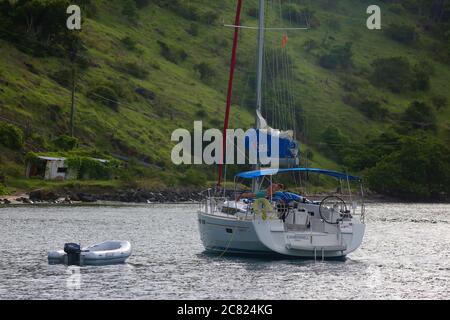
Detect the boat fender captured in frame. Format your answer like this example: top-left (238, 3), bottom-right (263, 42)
top-left (253, 198), bottom-right (273, 221)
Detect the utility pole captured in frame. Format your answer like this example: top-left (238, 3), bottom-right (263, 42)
top-left (69, 45), bottom-right (77, 137)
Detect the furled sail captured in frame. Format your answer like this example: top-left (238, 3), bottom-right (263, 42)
top-left (247, 110), bottom-right (299, 166)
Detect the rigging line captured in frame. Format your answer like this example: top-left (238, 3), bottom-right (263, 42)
top-left (224, 24), bottom-right (308, 30)
top-left (278, 0), bottom-right (290, 132)
top-left (266, 0), bottom-right (275, 128)
top-left (270, 0), bottom-right (281, 130)
top-left (268, 1), bottom-right (282, 129)
top-left (286, 49), bottom-right (297, 135)
top-left (278, 0), bottom-right (289, 132)
top-left (289, 0), bottom-right (303, 136)
top-left (266, 47), bottom-right (275, 128)
top-left (269, 0), bottom-right (279, 129)
top-left (262, 44), bottom-right (269, 121)
top-left (283, 0), bottom-right (298, 135)
top-left (263, 36), bottom-right (273, 127)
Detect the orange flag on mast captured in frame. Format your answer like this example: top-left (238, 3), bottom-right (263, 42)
top-left (281, 34), bottom-right (289, 48)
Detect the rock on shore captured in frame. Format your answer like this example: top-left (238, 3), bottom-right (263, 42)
top-left (0, 188), bottom-right (216, 205)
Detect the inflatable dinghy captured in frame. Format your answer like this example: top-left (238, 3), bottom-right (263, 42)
top-left (48, 240), bottom-right (132, 266)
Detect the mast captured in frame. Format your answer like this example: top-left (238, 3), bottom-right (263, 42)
top-left (217, 0), bottom-right (243, 187)
top-left (256, 0), bottom-right (265, 119)
top-left (253, 0), bottom-right (265, 192)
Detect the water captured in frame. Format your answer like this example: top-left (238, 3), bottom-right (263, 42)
top-left (0, 203), bottom-right (449, 300)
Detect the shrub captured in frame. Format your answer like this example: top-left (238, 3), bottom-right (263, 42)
top-left (67, 157), bottom-right (111, 180)
top-left (431, 95), bottom-right (448, 110)
top-left (200, 11), bottom-right (219, 25)
top-left (282, 4), bottom-right (320, 28)
top-left (326, 17), bottom-right (341, 31)
top-left (412, 69), bottom-right (430, 91)
top-left (195, 109), bottom-right (207, 119)
top-left (318, 125), bottom-right (349, 163)
top-left (194, 62), bottom-right (216, 81)
top-left (157, 41), bottom-right (187, 64)
top-left (388, 4), bottom-right (406, 15)
top-left (401, 101), bottom-right (437, 132)
top-left (181, 168), bottom-right (207, 186)
top-left (303, 39), bottom-right (319, 52)
top-left (121, 36), bottom-right (137, 51)
top-left (341, 76), bottom-right (364, 92)
top-left (134, 0), bottom-right (150, 9)
top-left (361, 100), bottom-right (390, 121)
top-left (118, 61), bottom-right (149, 79)
top-left (366, 135), bottom-right (450, 199)
top-left (342, 94), bottom-right (389, 121)
top-left (50, 68), bottom-right (72, 88)
top-left (319, 42), bottom-right (353, 70)
top-left (187, 23), bottom-right (199, 36)
top-left (0, 182), bottom-right (8, 196)
top-left (88, 86), bottom-right (119, 111)
top-left (0, 0), bottom-right (80, 52)
top-left (384, 24), bottom-right (419, 45)
top-left (370, 57), bottom-right (413, 93)
top-left (0, 123), bottom-right (24, 150)
top-left (52, 135), bottom-right (79, 151)
top-left (304, 149), bottom-right (314, 161)
top-left (247, 7), bottom-right (258, 18)
top-left (122, 0), bottom-right (138, 20)
top-left (67, 157), bottom-right (120, 180)
top-left (371, 57), bottom-right (433, 93)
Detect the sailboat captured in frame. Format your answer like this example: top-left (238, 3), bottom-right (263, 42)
top-left (197, 0), bottom-right (366, 259)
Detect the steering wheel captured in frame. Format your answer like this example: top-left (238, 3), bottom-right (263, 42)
top-left (276, 200), bottom-right (290, 221)
top-left (319, 196), bottom-right (348, 225)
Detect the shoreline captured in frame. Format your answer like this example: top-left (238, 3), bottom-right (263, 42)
top-left (1, 190), bottom-right (448, 206)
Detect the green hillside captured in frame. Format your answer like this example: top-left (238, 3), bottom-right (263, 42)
top-left (0, 0), bottom-right (449, 199)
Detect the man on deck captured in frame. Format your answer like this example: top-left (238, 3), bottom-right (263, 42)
top-left (238, 183), bottom-right (284, 200)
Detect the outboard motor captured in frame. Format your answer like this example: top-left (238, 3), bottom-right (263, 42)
top-left (64, 243), bottom-right (81, 266)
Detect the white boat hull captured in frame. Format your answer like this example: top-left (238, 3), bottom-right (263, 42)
top-left (198, 212), bottom-right (273, 255)
top-left (198, 210), bottom-right (365, 259)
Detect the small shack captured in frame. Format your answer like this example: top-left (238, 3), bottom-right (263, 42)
top-left (26, 156), bottom-right (109, 181)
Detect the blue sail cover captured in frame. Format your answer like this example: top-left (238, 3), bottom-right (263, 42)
top-left (245, 129), bottom-right (299, 159)
top-left (236, 168), bottom-right (361, 181)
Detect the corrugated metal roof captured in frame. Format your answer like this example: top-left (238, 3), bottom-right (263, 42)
top-left (37, 156), bottom-right (66, 161)
top-left (36, 156), bottom-right (109, 163)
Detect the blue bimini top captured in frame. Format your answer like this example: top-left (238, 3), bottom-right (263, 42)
top-left (236, 167), bottom-right (361, 182)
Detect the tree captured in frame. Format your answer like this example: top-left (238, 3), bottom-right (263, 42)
top-left (431, 95), bottom-right (448, 110)
top-left (194, 63), bottom-right (216, 81)
top-left (0, 123), bottom-right (24, 150)
top-left (401, 101), bottom-right (437, 132)
top-left (371, 57), bottom-right (413, 93)
top-left (366, 135), bottom-right (450, 199)
top-left (0, 0), bottom-right (81, 55)
top-left (384, 23), bottom-right (419, 45)
top-left (88, 86), bottom-right (120, 111)
top-left (122, 0), bottom-right (138, 20)
top-left (319, 43), bottom-right (353, 70)
top-left (318, 125), bottom-right (349, 163)
top-left (53, 135), bottom-right (79, 151)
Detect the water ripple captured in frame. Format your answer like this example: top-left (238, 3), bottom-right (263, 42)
top-left (0, 203), bottom-right (449, 299)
